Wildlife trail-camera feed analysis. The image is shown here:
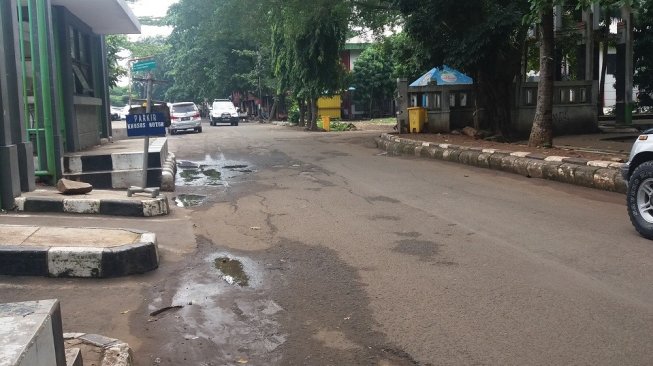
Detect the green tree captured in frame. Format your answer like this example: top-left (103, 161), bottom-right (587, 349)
top-left (351, 45), bottom-right (394, 117)
top-left (105, 35), bottom-right (128, 88)
top-left (634, 0), bottom-right (653, 107)
top-left (270, 0), bottom-right (349, 129)
top-left (396, 0), bottom-right (531, 135)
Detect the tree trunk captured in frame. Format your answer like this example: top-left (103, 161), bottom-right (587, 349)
top-left (299, 98), bottom-right (306, 127)
top-left (268, 95), bottom-right (279, 122)
top-left (529, 6), bottom-right (555, 148)
top-left (309, 97), bottom-right (319, 130)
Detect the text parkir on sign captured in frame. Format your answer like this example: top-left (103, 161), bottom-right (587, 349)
top-left (126, 113), bottom-right (166, 137)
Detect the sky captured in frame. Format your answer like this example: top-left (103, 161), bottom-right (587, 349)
top-left (127, 0), bottom-right (179, 39)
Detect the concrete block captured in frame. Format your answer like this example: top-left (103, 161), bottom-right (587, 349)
top-left (544, 156), bottom-right (567, 162)
top-left (111, 170), bottom-right (144, 189)
top-left (111, 153), bottom-right (142, 171)
top-left (0, 299), bottom-right (66, 366)
top-left (62, 199), bottom-right (100, 214)
top-left (23, 197), bottom-right (64, 213)
top-left (556, 164), bottom-right (578, 184)
top-left (587, 160), bottom-right (612, 168)
top-left (475, 153), bottom-right (491, 168)
top-left (0, 246), bottom-right (48, 276)
top-left (63, 156), bottom-right (82, 174)
top-left (500, 156), bottom-right (520, 173)
top-left (65, 348), bottom-right (82, 366)
top-left (511, 158), bottom-right (530, 176)
top-left (442, 149), bottom-right (462, 162)
top-left (526, 160), bottom-right (546, 179)
top-left (14, 197), bottom-right (25, 211)
top-left (458, 150), bottom-right (481, 166)
top-left (102, 242), bottom-right (159, 277)
top-left (99, 200), bottom-right (144, 217)
top-left (510, 151), bottom-right (530, 157)
top-left (542, 162), bottom-right (563, 180)
top-left (572, 165), bottom-right (600, 188)
top-left (160, 171), bottom-right (175, 192)
top-left (48, 247), bottom-right (104, 278)
top-left (142, 198), bottom-right (169, 217)
top-left (593, 168), bottom-right (619, 192)
top-left (562, 157), bottom-right (590, 165)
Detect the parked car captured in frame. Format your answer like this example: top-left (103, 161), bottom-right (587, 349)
top-left (119, 104), bottom-right (139, 120)
top-left (169, 102), bottom-right (202, 134)
top-left (110, 106), bottom-right (121, 121)
top-left (210, 99), bottom-right (239, 126)
top-left (624, 129), bottom-right (653, 239)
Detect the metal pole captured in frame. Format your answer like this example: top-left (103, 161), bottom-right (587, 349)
top-left (142, 72), bottom-right (152, 188)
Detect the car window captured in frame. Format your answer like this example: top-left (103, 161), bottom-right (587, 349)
top-left (171, 104), bottom-right (197, 113)
top-left (213, 101), bottom-right (235, 110)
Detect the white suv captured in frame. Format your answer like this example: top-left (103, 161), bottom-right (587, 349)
top-left (210, 99), bottom-right (239, 126)
top-left (624, 129), bottom-right (653, 239)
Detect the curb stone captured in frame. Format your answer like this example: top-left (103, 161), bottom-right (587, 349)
top-left (376, 133), bottom-right (628, 193)
top-left (14, 196), bottom-right (169, 217)
top-left (0, 227), bottom-right (158, 278)
top-left (64, 333), bottom-right (133, 366)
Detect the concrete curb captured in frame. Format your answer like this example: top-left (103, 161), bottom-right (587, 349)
top-left (0, 229), bottom-right (158, 278)
top-left (375, 133), bottom-right (628, 193)
top-left (161, 152), bottom-right (177, 192)
top-left (14, 195), bottom-right (170, 217)
top-left (64, 333), bottom-right (134, 366)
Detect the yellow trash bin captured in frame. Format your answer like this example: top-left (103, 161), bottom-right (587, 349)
top-left (322, 116), bottom-right (331, 131)
top-left (407, 107), bottom-right (426, 133)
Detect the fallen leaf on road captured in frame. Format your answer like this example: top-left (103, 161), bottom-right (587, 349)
top-left (250, 226), bottom-right (261, 230)
top-left (237, 359), bottom-right (248, 364)
top-left (121, 310), bottom-right (130, 314)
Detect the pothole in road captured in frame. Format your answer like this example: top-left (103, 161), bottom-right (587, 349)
top-left (174, 194), bottom-right (207, 207)
top-left (215, 257), bottom-right (249, 287)
top-left (176, 155), bottom-right (254, 187)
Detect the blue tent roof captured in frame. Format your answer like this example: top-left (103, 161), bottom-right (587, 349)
top-left (409, 65), bottom-right (473, 86)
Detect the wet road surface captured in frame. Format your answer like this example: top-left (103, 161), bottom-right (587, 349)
top-left (1, 120), bottom-right (653, 365)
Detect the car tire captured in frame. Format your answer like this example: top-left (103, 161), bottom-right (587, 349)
top-left (627, 161), bottom-right (653, 239)
top-left (197, 127), bottom-right (202, 133)
top-left (234, 120), bottom-right (239, 126)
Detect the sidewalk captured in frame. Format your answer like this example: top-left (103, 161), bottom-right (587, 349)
top-left (0, 224), bottom-right (158, 277)
top-left (375, 131), bottom-right (635, 193)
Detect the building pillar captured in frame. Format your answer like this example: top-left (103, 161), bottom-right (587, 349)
top-left (0, 0), bottom-right (35, 209)
top-left (615, 4), bottom-right (634, 125)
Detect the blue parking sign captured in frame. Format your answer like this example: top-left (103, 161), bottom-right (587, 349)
top-left (126, 113), bottom-right (166, 137)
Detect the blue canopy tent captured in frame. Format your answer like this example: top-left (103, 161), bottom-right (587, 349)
top-left (410, 66), bottom-right (474, 86)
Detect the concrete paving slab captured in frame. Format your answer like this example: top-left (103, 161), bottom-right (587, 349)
top-left (22, 227), bottom-right (140, 248)
top-left (0, 225), bottom-right (159, 278)
top-left (0, 226), bottom-right (38, 246)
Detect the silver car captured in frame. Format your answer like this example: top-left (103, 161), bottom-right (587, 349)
top-left (169, 102), bottom-right (202, 134)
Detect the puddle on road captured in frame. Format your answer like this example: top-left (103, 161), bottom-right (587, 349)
top-left (176, 154), bottom-right (253, 187)
top-left (215, 257), bottom-right (249, 287)
top-left (174, 194), bottom-right (207, 207)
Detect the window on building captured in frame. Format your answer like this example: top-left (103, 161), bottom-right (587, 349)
top-left (69, 26), bottom-right (93, 96)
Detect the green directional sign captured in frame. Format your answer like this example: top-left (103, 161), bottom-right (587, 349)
top-left (132, 60), bottom-right (157, 72)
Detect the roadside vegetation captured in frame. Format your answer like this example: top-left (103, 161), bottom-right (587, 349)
top-left (107, 0), bottom-right (653, 145)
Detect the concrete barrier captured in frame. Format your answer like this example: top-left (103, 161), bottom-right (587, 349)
top-left (375, 133), bottom-right (628, 193)
top-left (0, 299), bottom-right (66, 366)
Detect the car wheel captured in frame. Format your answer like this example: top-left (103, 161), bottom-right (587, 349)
top-left (197, 127), bottom-right (202, 133)
top-left (234, 120), bottom-right (239, 126)
top-left (628, 161), bottom-right (653, 239)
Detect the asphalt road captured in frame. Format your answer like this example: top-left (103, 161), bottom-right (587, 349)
top-left (1, 120), bottom-right (652, 366)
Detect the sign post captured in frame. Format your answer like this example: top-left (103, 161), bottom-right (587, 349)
top-left (126, 70), bottom-right (162, 198)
